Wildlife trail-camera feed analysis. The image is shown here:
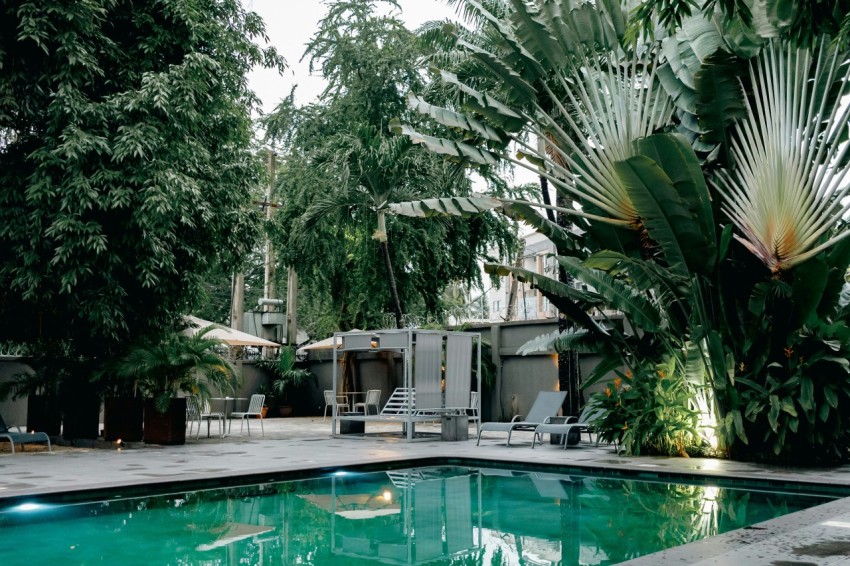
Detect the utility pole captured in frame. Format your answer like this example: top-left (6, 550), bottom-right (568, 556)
top-left (260, 150), bottom-right (277, 352)
top-left (263, 150), bottom-right (276, 312)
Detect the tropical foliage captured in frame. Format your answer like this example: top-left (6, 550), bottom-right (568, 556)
top-left (256, 346), bottom-right (315, 403)
top-left (0, 0), bottom-right (280, 356)
top-left (392, 0), bottom-right (850, 463)
top-left (585, 357), bottom-right (705, 456)
top-left (112, 327), bottom-right (236, 412)
top-left (262, 0), bottom-right (518, 336)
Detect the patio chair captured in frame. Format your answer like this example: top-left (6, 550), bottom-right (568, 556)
top-left (468, 391), bottom-right (480, 422)
top-left (476, 391), bottom-right (567, 446)
top-left (229, 394), bottom-right (265, 437)
top-left (353, 389), bottom-right (381, 415)
top-left (0, 412), bottom-right (52, 454)
top-left (323, 390), bottom-right (350, 420)
top-left (187, 396), bottom-right (225, 440)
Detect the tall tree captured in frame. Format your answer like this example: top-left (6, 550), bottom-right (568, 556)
top-left (0, 0), bottom-right (282, 357)
top-left (263, 0), bottom-right (516, 334)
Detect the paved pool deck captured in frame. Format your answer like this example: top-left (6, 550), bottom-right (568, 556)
top-left (2, 417), bottom-right (850, 564)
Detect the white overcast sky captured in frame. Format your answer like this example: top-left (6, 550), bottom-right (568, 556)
top-left (244, 0), bottom-right (461, 113)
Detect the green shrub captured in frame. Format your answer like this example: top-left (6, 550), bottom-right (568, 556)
top-left (587, 357), bottom-right (705, 457)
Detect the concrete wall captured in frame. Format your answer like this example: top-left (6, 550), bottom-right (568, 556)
top-left (0, 358), bottom-right (31, 426)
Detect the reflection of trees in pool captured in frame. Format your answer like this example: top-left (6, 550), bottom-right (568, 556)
top-left (0, 468), bottom-right (826, 565)
top-left (478, 472), bottom-right (813, 566)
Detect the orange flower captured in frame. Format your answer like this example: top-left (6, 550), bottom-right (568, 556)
top-left (605, 387), bottom-right (612, 398)
top-left (622, 423), bottom-right (629, 430)
top-left (613, 377), bottom-right (622, 389)
top-left (657, 370), bottom-right (666, 379)
top-left (784, 346), bottom-right (794, 358)
top-left (624, 369), bottom-right (633, 380)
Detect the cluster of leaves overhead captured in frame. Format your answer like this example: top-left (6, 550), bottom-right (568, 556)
top-left (631, 0), bottom-right (850, 48)
top-left (263, 0), bottom-right (517, 335)
top-left (392, 0), bottom-right (850, 463)
top-left (0, 0), bottom-right (282, 354)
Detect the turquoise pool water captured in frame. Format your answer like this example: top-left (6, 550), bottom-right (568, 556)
top-left (0, 465), bottom-right (838, 565)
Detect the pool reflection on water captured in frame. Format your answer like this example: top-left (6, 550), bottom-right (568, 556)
top-left (0, 465), bottom-right (835, 565)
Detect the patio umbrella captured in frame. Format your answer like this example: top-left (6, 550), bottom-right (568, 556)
top-left (295, 330), bottom-right (361, 355)
top-left (195, 523), bottom-right (275, 551)
top-left (184, 316), bottom-right (280, 348)
top-left (296, 331), bottom-right (363, 395)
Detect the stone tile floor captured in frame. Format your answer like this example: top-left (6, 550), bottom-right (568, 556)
top-left (2, 417), bottom-right (850, 564)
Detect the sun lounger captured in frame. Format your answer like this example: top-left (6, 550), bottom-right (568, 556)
top-left (0, 413), bottom-right (52, 454)
top-left (531, 405), bottom-right (603, 449)
top-left (476, 391), bottom-right (567, 446)
top-left (531, 417), bottom-right (589, 449)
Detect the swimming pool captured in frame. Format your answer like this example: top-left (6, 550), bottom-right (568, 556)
top-left (0, 464), bottom-right (840, 565)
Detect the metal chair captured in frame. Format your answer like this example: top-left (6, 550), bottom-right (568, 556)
top-left (469, 391), bottom-right (480, 422)
top-left (323, 390), bottom-right (349, 420)
top-left (229, 394), bottom-right (265, 437)
top-left (0, 412), bottom-right (51, 454)
top-left (353, 389), bottom-right (381, 415)
top-left (186, 396), bottom-right (224, 439)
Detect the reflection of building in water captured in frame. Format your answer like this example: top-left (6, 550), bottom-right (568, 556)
top-left (326, 467), bottom-right (482, 564)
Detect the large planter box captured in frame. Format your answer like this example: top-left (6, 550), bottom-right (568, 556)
top-left (62, 395), bottom-right (101, 440)
top-left (104, 397), bottom-right (144, 442)
top-left (143, 398), bottom-right (187, 445)
top-left (26, 395), bottom-right (61, 436)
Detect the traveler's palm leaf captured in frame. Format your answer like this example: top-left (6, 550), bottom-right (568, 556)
top-left (715, 40), bottom-right (850, 272)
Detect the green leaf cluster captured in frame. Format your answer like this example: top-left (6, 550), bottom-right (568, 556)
top-left (394, 0), bottom-right (850, 463)
top-left (0, 0), bottom-right (281, 361)
top-left (262, 0), bottom-right (517, 335)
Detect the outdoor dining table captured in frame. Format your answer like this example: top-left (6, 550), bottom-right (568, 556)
top-left (211, 397), bottom-right (247, 435)
top-left (344, 391), bottom-right (365, 408)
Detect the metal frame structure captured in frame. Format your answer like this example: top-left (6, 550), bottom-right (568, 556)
top-left (331, 329), bottom-right (482, 441)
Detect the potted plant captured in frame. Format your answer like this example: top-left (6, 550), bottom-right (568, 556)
top-left (257, 347), bottom-right (315, 417)
top-left (92, 365), bottom-right (144, 443)
top-left (114, 327), bottom-right (236, 445)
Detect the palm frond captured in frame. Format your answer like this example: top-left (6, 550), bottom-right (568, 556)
top-left (715, 39), bottom-right (850, 272)
top-left (556, 255), bottom-right (662, 332)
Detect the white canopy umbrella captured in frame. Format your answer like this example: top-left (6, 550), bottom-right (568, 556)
top-left (185, 316), bottom-right (279, 348)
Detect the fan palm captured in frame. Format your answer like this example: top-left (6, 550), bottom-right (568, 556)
top-left (715, 39), bottom-right (850, 273)
top-left (396, 0), bottom-right (673, 230)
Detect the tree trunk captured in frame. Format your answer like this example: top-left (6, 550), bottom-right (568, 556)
top-left (554, 174), bottom-right (582, 416)
top-left (375, 210), bottom-right (403, 328)
top-left (504, 251), bottom-right (523, 321)
top-left (286, 267), bottom-right (298, 345)
top-left (539, 175), bottom-right (556, 222)
top-left (230, 272), bottom-right (244, 330)
top-left (380, 239), bottom-right (404, 328)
